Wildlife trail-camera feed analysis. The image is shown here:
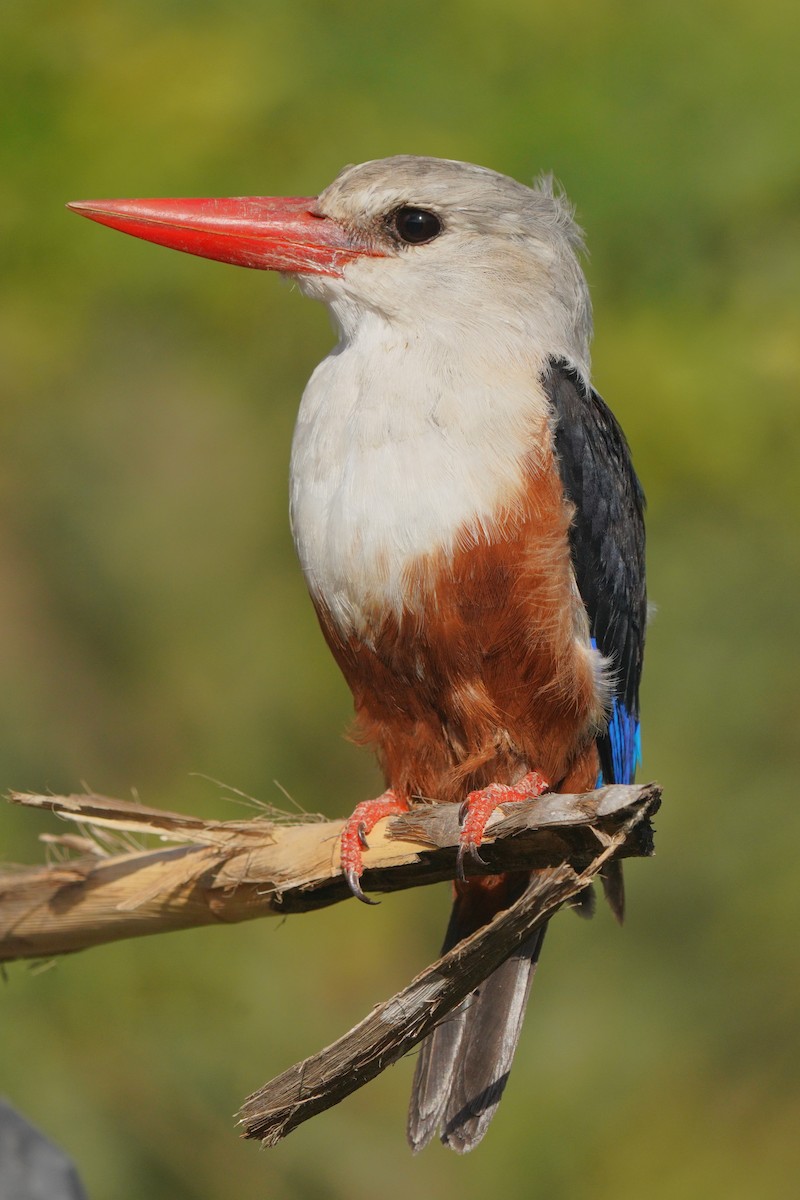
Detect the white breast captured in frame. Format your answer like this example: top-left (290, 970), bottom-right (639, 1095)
top-left (289, 314), bottom-right (551, 635)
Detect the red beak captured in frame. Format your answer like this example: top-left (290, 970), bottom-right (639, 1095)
top-left (66, 196), bottom-right (379, 276)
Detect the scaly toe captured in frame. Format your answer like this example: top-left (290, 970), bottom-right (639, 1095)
top-left (339, 789), bottom-right (409, 904)
top-left (456, 772), bottom-right (550, 877)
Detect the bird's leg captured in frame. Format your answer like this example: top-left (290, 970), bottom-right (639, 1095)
top-left (340, 790), bottom-right (410, 905)
top-left (457, 770), bottom-right (550, 880)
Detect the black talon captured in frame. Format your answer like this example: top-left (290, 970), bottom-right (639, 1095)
top-left (345, 867), bottom-right (380, 905)
top-left (458, 798), bottom-right (470, 826)
top-left (456, 839), bottom-right (488, 881)
top-left (471, 843), bottom-right (488, 870)
top-left (456, 844), bottom-right (467, 882)
top-left (357, 821), bottom-right (370, 849)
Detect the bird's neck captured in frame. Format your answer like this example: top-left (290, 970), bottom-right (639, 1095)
top-left (289, 314), bottom-right (551, 636)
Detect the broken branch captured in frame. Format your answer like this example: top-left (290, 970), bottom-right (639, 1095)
top-left (238, 782), bottom-right (659, 1144)
top-left (1, 784), bottom-right (659, 963)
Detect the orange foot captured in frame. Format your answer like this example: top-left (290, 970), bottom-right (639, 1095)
top-left (340, 789), bottom-right (410, 905)
top-left (457, 770), bottom-right (550, 879)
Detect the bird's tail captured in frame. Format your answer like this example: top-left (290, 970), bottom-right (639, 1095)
top-left (407, 874), bottom-right (546, 1154)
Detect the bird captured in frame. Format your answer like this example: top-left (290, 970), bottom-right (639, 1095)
top-left (68, 156), bottom-right (646, 1152)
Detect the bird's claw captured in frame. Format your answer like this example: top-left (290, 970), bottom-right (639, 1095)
top-left (456, 771), bottom-right (550, 879)
top-left (339, 789), bottom-right (410, 905)
top-left (456, 839), bottom-right (488, 881)
top-left (345, 868), bottom-right (380, 905)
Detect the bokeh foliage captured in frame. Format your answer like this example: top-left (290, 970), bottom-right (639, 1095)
top-left (1, 1), bottom-right (798, 1197)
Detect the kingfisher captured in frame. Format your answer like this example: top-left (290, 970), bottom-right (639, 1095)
top-left (69, 156), bottom-right (646, 1152)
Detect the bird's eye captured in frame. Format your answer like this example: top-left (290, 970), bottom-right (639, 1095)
top-left (391, 207), bottom-right (442, 245)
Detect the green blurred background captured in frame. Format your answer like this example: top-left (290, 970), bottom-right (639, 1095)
top-left (2, 1), bottom-right (798, 1196)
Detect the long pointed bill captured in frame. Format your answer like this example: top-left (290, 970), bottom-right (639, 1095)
top-left (66, 196), bottom-right (380, 276)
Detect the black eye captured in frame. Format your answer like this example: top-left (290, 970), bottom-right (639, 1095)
top-left (391, 206), bottom-right (442, 245)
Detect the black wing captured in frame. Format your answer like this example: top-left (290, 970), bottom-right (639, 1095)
top-left (543, 358), bottom-right (646, 784)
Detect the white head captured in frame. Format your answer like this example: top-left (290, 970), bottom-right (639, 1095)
top-left (304, 156), bottom-right (592, 378)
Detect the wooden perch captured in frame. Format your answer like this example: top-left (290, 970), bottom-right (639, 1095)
top-left (1, 784), bottom-right (658, 963)
top-left (2, 781), bottom-right (659, 1146)
top-left (239, 782), bottom-right (660, 1144)
top-left (242, 864), bottom-right (607, 1142)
